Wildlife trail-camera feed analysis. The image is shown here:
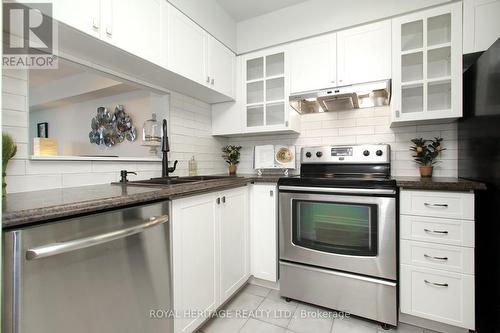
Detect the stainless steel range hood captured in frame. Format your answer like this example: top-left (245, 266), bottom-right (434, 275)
top-left (289, 80), bottom-right (391, 114)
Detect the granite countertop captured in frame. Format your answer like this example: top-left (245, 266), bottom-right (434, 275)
top-left (394, 176), bottom-right (487, 191)
top-left (2, 177), bottom-right (251, 229)
top-left (2, 174), bottom-right (485, 229)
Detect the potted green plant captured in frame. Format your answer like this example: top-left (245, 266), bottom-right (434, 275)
top-left (410, 137), bottom-right (445, 178)
top-left (222, 145), bottom-right (242, 175)
top-left (2, 133), bottom-right (17, 196)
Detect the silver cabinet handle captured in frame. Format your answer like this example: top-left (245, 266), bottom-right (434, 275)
top-left (106, 26), bottom-right (112, 36)
top-left (424, 203), bottom-right (449, 208)
top-left (211, 78), bottom-right (215, 85)
top-left (424, 254), bottom-right (448, 261)
top-left (424, 228), bottom-right (449, 235)
top-left (206, 76), bottom-right (210, 83)
top-left (92, 17), bottom-right (100, 29)
top-left (270, 190), bottom-right (273, 197)
top-left (424, 279), bottom-right (448, 287)
top-left (26, 214), bottom-right (169, 260)
top-left (216, 197), bottom-right (221, 205)
top-left (222, 196), bottom-right (226, 203)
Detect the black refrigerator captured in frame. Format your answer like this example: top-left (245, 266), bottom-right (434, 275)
top-left (460, 37), bottom-right (500, 333)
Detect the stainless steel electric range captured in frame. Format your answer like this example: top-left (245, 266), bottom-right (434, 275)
top-left (278, 144), bottom-right (397, 327)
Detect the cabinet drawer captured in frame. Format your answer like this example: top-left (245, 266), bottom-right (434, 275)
top-left (401, 240), bottom-right (474, 274)
top-left (400, 190), bottom-right (474, 220)
top-left (400, 215), bottom-right (474, 247)
top-left (400, 264), bottom-right (475, 330)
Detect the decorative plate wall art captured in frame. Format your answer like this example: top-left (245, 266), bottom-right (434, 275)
top-left (89, 105), bottom-right (137, 147)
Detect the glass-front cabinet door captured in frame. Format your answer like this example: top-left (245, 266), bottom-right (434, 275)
top-left (292, 200), bottom-right (378, 256)
top-left (243, 49), bottom-right (288, 130)
top-left (391, 2), bottom-right (462, 125)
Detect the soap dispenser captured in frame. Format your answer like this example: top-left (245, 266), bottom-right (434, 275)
top-left (188, 156), bottom-right (198, 176)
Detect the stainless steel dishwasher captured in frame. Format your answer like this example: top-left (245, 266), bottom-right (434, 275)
top-left (3, 201), bottom-right (172, 333)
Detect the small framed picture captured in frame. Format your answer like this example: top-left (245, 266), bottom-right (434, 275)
top-left (37, 122), bottom-right (48, 138)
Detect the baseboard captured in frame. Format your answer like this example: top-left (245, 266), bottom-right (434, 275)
top-left (248, 276), bottom-right (279, 290)
top-left (399, 312), bottom-right (470, 333)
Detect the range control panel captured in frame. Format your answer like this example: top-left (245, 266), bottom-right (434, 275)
top-left (301, 144), bottom-right (391, 164)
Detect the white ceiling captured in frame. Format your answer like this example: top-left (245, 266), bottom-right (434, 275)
top-left (215, 0), bottom-right (309, 22)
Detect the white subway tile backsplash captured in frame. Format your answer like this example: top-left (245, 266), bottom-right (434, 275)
top-left (2, 92), bottom-right (27, 111)
top-left (322, 118), bottom-right (356, 128)
top-left (62, 172), bottom-right (118, 188)
top-left (26, 160), bottom-right (92, 175)
top-left (339, 126), bottom-right (375, 136)
top-left (2, 109), bottom-right (28, 127)
top-left (2, 126), bottom-right (28, 143)
top-left (228, 106), bottom-right (457, 177)
top-left (6, 159), bottom-right (26, 176)
top-left (6, 174), bottom-right (62, 192)
top-left (2, 76), bottom-right (28, 95)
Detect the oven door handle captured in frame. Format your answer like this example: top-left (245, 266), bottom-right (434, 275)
top-left (278, 186), bottom-right (396, 195)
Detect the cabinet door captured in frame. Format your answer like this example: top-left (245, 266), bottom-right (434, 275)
top-left (391, 3), bottom-right (462, 125)
top-left (250, 184), bottom-right (277, 282)
top-left (219, 187), bottom-right (249, 303)
top-left (167, 4), bottom-right (207, 84)
top-left (290, 33), bottom-right (337, 93)
top-left (463, 0), bottom-right (500, 53)
top-left (103, 0), bottom-right (163, 66)
top-left (207, 36), bottom-right (235, 97)
top-left (337, 20), bottom-right (391, 86)
top-left (52, 0), bottom-right (101, 38)
top-left (172, 193), bottom-right (218, 333)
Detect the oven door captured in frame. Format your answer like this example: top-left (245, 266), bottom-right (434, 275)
top-left (279, 186), bottom-right (396, 280)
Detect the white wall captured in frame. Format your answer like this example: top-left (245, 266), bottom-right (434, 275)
top-left (2, 69), bottom-right (228, 193)
top-left (228, 107), bottom-right (458, 178)
top-left (168, 0), bottom-right (237, 51)
top-left (29, 90), bottom-right (168, 158)
top-left (237, 0), bottom-right (453, 53)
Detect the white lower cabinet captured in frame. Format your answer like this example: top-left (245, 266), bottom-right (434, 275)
top-left (250, 184), bottom-right (278, 282)
top-left (171, 186), bottom-right (249, 333)
top-left (400, 265), bottom-right (475, 329)
top-left (219, 187), bottom-right (250, 303)
top-left (400, 189), bottom-right (475, 330)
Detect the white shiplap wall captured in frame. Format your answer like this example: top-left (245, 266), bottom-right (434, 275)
top-left (227, 107), bottom-right (458, 177)
top-left (2, 70), bottom-right (227, 193)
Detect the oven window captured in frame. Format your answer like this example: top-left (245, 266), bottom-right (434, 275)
top-left (292, 200), bottom-right (378, 256)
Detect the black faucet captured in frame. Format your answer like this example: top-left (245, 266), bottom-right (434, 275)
top-left (162, 119), bottom-right (178, 178)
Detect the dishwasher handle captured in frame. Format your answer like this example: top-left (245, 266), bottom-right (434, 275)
top-left (26, 214), bottom-right (169, 260)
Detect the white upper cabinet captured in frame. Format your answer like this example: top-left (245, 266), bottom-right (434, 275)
top-left (207, 37), bottom-right (235, 98)
top-left (241, 46), bottom-right (300, 134)
top-left (463, 0), bottom-right (500, 53)
top-left (167, 4), bottom-right (207, 85)
top-left (290, 33), bottom-right (337, 93)
top-left (52, 0), bottom-right (101, 38)
top-left (391, 2), bottom-right (462, 126)
top-left (167, 4), bottom-right (235, 97)
top-left (54, 0), bottom-right (164, 66)
top-left (104, 0), bottom-right (164, 66)
top-left (337, 20), bottom-right (391, 86)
